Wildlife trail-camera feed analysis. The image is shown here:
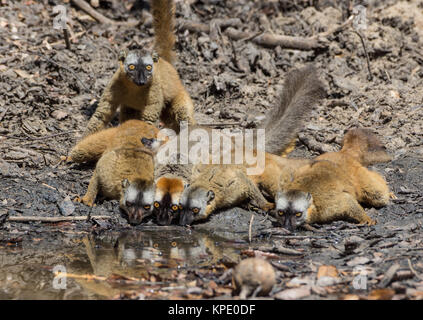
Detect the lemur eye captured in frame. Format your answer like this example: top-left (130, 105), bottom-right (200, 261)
top-left (192, 208), bottom-right (199, 214)
top-left (144, 205), bottom-right (151, 210)
top-left (154, 202), bottom-right (160, 208)
top-left (171, 205), bottom-right (178, 211)
top-left (146, 65), bottom-right (152, 71)
top-left (296, 212), bottom-right (302, 217)
top-left (278, 211), bottom-right (284, 216)
top-left (178, 205), bottom-right (183, 210)
top-left (128, 64), bottom-right (135, 70)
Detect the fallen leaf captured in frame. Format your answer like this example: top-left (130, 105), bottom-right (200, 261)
top-left (14, 69), bottom-right (33, 79)
top-left (347, 256), bottom-right (370, 267)
top-left (51, 110), bottom-right (68, 120)
top-left (367, 288), bottom-right (395, 300)
top-left (317, 265), bottom-right (339, 279)
top-left (275, 286), bottom-right (311, 300)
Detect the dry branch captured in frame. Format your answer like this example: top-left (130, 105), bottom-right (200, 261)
top-left (7, 215), bottom-right (111, 223)
top-left (226, 27), bottom-right (323, 50)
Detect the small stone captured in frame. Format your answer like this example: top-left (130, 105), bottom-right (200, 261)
top-left (58, 196), bottom-right (75, 216)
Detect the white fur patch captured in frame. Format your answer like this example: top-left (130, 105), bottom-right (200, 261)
top-left (125, 185), bottom-right (139, 203)
top-left (142, 55), bottom-right (153, 66)
top-left (276, 195), bottom-right (288, 210)
top-left (143, 187), bottom-right (155, 205)
top-left (293, 197), bottom-right (310, 212)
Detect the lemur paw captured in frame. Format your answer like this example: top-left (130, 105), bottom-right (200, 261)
top-left (262, 202), bottom-right (275, 212)
top-left (389, 192), bottom-right (397, 200)
top-left (360, 218), bottom-right (377, 226)
top-left (81, 195), bottom-right (95, 207)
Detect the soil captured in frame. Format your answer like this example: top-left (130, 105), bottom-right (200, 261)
top-left (0, 0), bottom-right (422, 300)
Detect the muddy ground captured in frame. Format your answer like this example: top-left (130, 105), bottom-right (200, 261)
top-left (0, 0), bottom-right (422, 300)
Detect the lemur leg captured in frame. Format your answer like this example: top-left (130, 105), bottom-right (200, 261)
top-left (356, 167), bottom-right (390, 208)
top-left (84, 71), bottom-right (123, 136)
top-left (85, 99), bottom-right (119, 137)
top-left (320, 192), bottom-right (376, 225)
top-left (119, 105), bottom-right (142, 124)
top-left (244, 177), bottom-right (275, 212)
top-left (68, 127), bottom-right (118, 163)
top-left (204, 202), bottom-right (217, 217)
top-left (81, 170), bottom-right (100, 207)
top-left (163, 90), bottom-right (196, 131)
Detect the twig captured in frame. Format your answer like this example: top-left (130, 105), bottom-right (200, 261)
top-left (71, 0), bottom-right (139, 26)
top-left (248, 213), bottom-right (254, 243)
top-left (63, 29), bottom-right (71, 50)
top-left (408, 259), bottom-right (423, 281)
top-left (352, 30), bottom-right (373, 81)
top-left (378, 263), bottom-right (400, 288)
top-left (198, 122), bottom-right (241, 126)
top-left (35, 53), bottom-right (92, 93)
top-left (180, 15), bottom-right (354, 51)
top-left (0, 105), bottom-right (10, 122)
top-left (225, 27), bottom-right (322, 50)
top-left (7, 215), bottom-right (111, 223)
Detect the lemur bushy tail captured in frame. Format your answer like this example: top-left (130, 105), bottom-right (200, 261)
top-left (152, 0), bottom-right (176, 64)
top-left (340, 128), bottom-right (392, 166)
top-left (262, 66), bottom-right (325, 155)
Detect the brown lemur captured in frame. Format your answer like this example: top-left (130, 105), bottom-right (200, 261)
top-left (83, 0), bottom-right (195, 137)
top-left (70, 120), bottom-right (164, 225)
top-left (178, 66), bottom-right (326, 226)
top-left (273, 128), bottom-right (392, 230)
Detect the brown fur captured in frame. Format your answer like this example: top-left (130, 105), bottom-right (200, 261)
top-left (262, 65), bottom-right (325, 155)
top-left (68, 120), bottom-right (159, 163)
top-left (71, 120), bottom-right (159, 211)
top-left (81, 146), bottom-right (154, 207)
top-left (152, 0), bottom-right (176, 64)
top-left (187, 164), bottom-right (275, 223)
top-left (179, 66), bottom-right (324, 224)
top-left (83, 0), bottom-right (195, 136)
top-left (278, 128), bottom-right (392, 226)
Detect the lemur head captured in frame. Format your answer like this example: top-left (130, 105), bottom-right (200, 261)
top-left (178, 186), bottom-right (215, 226)
top-left (153, 177), bottom-right (185, 226)
top-left (119, 49), bottom-right (159, 86)
top-left (273, 190), bottom-right (312, 230)
top-left (120, 179), bottom-right (155, 225)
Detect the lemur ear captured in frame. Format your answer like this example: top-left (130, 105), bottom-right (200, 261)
top-left (152, 51), bottom-right (159, 62)
top-left (118, 50), bottom-right (127, 62)
top-left (206, 190), bottom-right (215, 203)
top-left (305, 192), bottom-right (312, 202)
top-left (122, 179), bottom-right (130, 189)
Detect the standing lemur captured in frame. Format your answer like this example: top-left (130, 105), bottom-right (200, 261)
top-left (83, 0), bottom-right (196, 136)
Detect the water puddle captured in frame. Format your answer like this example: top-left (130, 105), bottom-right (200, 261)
top-left (0, 227), bottom-right (250, 299)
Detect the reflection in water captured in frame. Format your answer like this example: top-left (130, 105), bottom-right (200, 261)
top-left (0, 228), bottom-right (245, 299)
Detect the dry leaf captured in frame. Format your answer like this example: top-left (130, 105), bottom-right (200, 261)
top-left (367, 288), bottom-right (395, 300)
top-left (14, 69), bottom-right (32, 79)
top-left (317, 265), bottom-right (339, 279)
top-left (275, 286), bottom-right (311, 300)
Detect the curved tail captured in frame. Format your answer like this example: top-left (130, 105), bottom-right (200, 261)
top-left (341, 128), bottom-right (392, 166)
top-left (262, 66), bottom-right (325, 155)
top-left (151, 0), bottom-right (176, 64)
